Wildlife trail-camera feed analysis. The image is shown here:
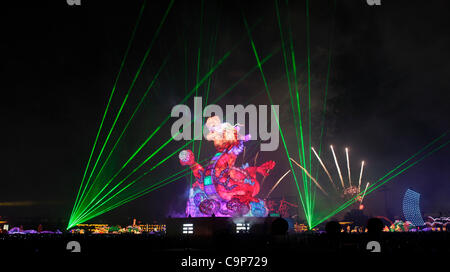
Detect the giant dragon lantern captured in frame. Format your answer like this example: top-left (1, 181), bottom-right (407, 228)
top-left (179, 116), bottom-right (275, 217)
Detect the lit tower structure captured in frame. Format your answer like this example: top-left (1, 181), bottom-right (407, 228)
top-left (402, 188), bottom-right (425, 227)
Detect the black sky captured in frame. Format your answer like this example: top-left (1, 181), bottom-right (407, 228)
top-left (0, 0), bottom-right (449, 225)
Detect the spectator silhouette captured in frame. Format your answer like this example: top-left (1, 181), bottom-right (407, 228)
top-left (367, 218), bottom-right (383, 239)
top-left (271, 217), bottom-right (288, 235)
top-left (324, 221), bottom-right (342, 252)
top-left (325, 221), bottom-right (341, 237)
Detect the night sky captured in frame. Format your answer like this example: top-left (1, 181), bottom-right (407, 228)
top-left (1, 0), bottom-right (449, 226)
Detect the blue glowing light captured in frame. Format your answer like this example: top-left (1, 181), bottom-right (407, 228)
top-left (402, 189), bottom-right (425, 226)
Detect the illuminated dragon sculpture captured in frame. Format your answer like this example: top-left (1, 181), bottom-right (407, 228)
top-left (179, 116), bottom-right (275, 217)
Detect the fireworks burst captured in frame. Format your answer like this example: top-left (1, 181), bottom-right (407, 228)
top-left (311, 145), bottom-right (370, 208)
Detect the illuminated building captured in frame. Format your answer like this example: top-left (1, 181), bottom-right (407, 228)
top-left (294, 223), bottom-right (308, 232)
top-left (0, 216), bottom-right (8, 232)
top-left (137, 224), bottom-right (166, 233)
top-left (75, 223), bottom-right (109, 233)
top-left (402, 189), bottom-right (425, 226)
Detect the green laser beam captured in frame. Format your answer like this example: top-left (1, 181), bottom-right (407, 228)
top-left (72, 119), bottom-right (194, 222)
top-left (275, 0), bottom-right (303, 172)
top-left (242, 11), bottom-right (310, 225)
top-left (315, 0), bottom-right (336, 181)
top-left (275, 0), bottom-right (313, 226)
top-left (70, 167), bottom-right (192, 227)
top-left (73, 0), bottom-right (174, 216)
top-left (289, 8), bottom-right (312, 225)
top-left (71, 51), bottom-right (230, 221)
top-left (305, 0), bottom-right (314, 225)
top-left (73, 137), bottom-right (196, 223)
top-left (74, 57), bottom-right (170, 215)
top-left (70, 154), bottom-right (215, 227)
top-left (71, 1), bottom-right (147, 219)
top-left (191, 0), bottom-right (205, 187)
top-left (73, 50), bottom-right (231, 220)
